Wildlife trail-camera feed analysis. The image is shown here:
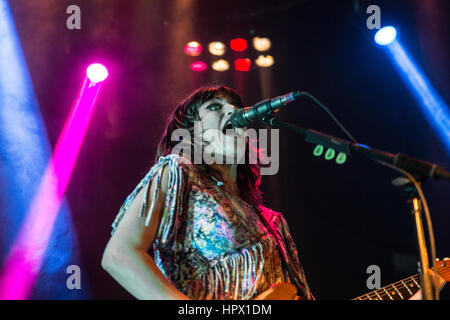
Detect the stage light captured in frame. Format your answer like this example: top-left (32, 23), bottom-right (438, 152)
top-left (0, 71), bottom-right (106, 299)
top-left (382, 40), bottom-right (450, 153)
top-left (190, 61), bottom-right (207, 72)
top-left (0, 67), bottom-right (106, 299)
top-left (230, 38), bottom-right (247, 52)
top-left (234, 58), bottom-right (251, 71)
top-left (184, 41), bottom-right (202, 56)
top-left (208, 41), bottom-right (226, 56)
top-left (86, 63), bottom-right (108, 83)
top-left (255, 55), bottom-right (275, 67)
top-left (0, 0), bottom-right (90, 299)
top-left (212, 59), bottom-right (230, 71)
top-left (374, 26), bottom-right (397, 46)
top-left (252, 37), bottom-right (271, 51)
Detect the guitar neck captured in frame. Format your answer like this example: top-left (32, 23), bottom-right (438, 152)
top-left (254, 260), bottom-right (448, 300)
top-left (352, 259), bottom-right (450, 300)
top-left (352, 274), bottom-right (421, 300)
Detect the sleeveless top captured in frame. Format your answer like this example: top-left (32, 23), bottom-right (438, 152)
top-left (111, 154), bottom-right (313, 300)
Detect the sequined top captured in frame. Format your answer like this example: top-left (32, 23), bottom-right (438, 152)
top-left (111, 154), bottom-right (313, 300)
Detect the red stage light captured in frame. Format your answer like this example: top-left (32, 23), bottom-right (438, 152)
top-left (184, 41), bottom-right (202, 56)
top-left (190, 61), bottom-right (207, 72)
top-left (230, 38), bottom-right (247, 52)
top-left (234, 58), bottom-right (251, 71)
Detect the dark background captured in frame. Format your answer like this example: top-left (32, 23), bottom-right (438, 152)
top-left (7, 0), bottom-right (450, 299)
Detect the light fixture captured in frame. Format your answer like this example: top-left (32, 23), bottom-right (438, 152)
top-left (212, 59), bottom-right (229, 71)
top-left (234, 58), bottom-right (251, 71)
top-left (190, 61), bottom-right (207, 72)
top-left (86, 63), bottom-right (109, 83)
top-left (374, 26), bottom-right (397, 46)
top-left (184, 41), bottom-right (202, 56)
top-left (255, 55), bottom-right (275, 67)
top-left (208, 41), bottom-right (226, 56)
top-left (252, 37), bottom-right (271, 51)
top-left (230, 38), bottom-right (247, 52)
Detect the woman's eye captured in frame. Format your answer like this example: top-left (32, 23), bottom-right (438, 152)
top-left (207, 103), bottom-right (223, 111)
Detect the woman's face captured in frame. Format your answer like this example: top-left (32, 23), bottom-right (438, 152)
top-left (195, 97), bottom-right (247, 164)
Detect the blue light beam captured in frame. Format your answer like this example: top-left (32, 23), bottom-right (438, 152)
top-left (382, 38), bottom-right (450, 154)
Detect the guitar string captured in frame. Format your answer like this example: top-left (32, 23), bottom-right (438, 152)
top-left (354, 274), bottom-right (421, 300)
top-left (363, 275), bottom-right (421, 300)
top-left (354, 264), bottom-right (448, 300)
top-left (364, 268), bottom-right (449, 300)
top-left (361, 281), bottom-right (418, 300)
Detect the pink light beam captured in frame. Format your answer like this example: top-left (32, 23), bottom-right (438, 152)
top-left (0, 64), bottom-right (108, 299)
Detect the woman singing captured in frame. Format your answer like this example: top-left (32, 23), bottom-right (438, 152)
top-left (101, 85), bottom-right (314, 300)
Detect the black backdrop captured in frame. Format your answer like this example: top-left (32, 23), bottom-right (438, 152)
top-left (7, 0), bottom-right (450, 299)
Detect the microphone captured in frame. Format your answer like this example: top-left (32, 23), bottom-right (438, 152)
top-left (229, 91), bottom-right (303, 128)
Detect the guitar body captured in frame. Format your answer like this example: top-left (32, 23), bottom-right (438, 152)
top-left (253, 282), bottom-right (298, 300)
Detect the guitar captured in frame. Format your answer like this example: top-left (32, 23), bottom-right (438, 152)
top-left (253, 258), bottom-right (450, 300)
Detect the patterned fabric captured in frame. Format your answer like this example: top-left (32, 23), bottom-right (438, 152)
top-left (111, 154), bottom-right (314, 300)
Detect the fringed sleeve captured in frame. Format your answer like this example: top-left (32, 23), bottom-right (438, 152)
top-left (258, 206), bottom-right (315, 300)
top-left (111, 154), bottom-right (188, 239)
top-left (278, 212), bottom-right (315, 300)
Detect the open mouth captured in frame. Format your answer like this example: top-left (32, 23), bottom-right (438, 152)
top-left (222, 120), bottom-right (235, 135)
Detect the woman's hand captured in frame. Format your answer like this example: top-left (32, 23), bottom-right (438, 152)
top-left (409, 261), bottom-right (447, 300)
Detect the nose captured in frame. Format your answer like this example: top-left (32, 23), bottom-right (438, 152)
top-left (224, 104), bottom-right (236, 117)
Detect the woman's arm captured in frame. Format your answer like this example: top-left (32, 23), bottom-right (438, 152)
top-left (101, 167), bottom-right (190, 300)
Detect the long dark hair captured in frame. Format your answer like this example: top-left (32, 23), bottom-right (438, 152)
top-left (156, 85), bottom-right (263, 207)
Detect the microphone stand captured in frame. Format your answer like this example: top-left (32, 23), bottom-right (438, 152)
top-left (392, 177), bottom-right (435, 300)
top-left (260, 115), bottom-right (450, 300)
